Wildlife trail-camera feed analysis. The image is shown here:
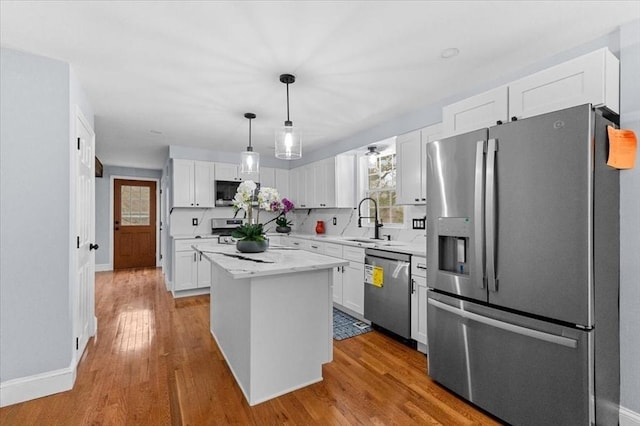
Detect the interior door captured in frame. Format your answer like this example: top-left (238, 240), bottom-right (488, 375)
top-left (114, 179), bottom-right (157, 269)
top-left (75, 110), bottom-right (96, 359)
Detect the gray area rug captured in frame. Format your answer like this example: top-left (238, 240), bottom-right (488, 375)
top-left (333, 308), bottom-right (373, 340)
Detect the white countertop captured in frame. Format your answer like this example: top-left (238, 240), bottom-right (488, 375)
top-left (195, 243), bottom-right (348, 279)
top-left (284, 233), bottom-right (427, 257)
top-left (172, 234), bottom-right (219, 240)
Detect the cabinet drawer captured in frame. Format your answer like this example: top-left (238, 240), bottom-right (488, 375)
top-left (288, 237), bottom-right (309, 250)
top-left (307, 241), bottom-right (325, 253)
top-left (343, 246), bottom-right (364, 262)
top-left (411, 256), bottom-right (427, 278)
top-left (324, 243), bottom-right (343, 258)
top-left (175, 239), bottom-right (202, 251)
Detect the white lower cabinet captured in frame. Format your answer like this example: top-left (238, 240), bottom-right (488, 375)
top-left (341, 246), bottom-right (365, 316)
top-left (342, 261), bottom-right (365, 315)
top-left (173, 239), bottom-right (211, 294)
top-left (411, 256), bottom-right (428, 353)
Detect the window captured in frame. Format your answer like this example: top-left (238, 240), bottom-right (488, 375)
top-left (120, 185), bottom-right (151, 225)
top-left (363, 144), bottom-right (404, 226)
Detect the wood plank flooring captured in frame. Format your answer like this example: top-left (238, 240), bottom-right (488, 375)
top-left (0, 267), bottom-right (502, 425)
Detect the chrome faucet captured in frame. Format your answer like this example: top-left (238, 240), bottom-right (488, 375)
top-left (357, 197), bottom-right (383, 239)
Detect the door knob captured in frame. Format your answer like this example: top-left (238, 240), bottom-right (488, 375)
top-left (90, 243), bottom-right (99, 251)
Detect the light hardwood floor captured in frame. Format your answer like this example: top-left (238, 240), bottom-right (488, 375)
top-left (0, 267), bottom-right (501, 425)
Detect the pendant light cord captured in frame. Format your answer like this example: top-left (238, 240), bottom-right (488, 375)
top-left (248, 117), bottom-right (252, 149)
top-left (286, 83), bottom-right (291, 123)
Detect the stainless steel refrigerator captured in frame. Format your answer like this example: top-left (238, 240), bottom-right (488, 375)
top-left (425, 104), bottom-right (619, 426)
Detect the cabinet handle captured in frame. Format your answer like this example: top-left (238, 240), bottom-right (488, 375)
top-left (411, 279), bottom-right (416, 294)
top-left (342, 266), bottom-right (345, 273)
top-left (199, 252), bottom-right (202, 261)
top-left (416, 264), bottom-right (427, 270)
top-left (193, 252), bottom-right (197, 262)
top-left (415, 198), bottom-right (420, 202)
top-left (311, 245), bottom-right (318, 249)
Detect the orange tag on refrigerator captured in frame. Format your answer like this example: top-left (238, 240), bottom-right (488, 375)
top-left (607, 126), bottom-right (637, 169)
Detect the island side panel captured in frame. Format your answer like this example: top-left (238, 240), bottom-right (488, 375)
top-left (209, 264), bottom-right (252, 401)
top-left (248, 269), bottom-right (332, 405)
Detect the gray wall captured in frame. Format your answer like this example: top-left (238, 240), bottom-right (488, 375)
top-left (0, 48), bottom-right (92, 382)
top-left (95, 165), bottom-right (162, 266)
top-left (619, 19), bottom-right (640, 416)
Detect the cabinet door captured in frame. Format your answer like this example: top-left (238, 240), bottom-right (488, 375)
top-left (312, 160), bottom-right (329, 207)
top-left (420, 123), bottom-right (442, 202)
top-left (214, 163), bottom-right (241, 181)
top-left (411, 275), bottom-right (428, 347)
top-left (343, 261), bottom-right (364, 315)
top-left (509, 47), bottom-right (619, 119)
top-left (259, 167), bottom-right (276, 188)
top-left (442, 86), bottom-right (508, 137)
top-left (301, 165), bottom-right (314, 208)
top-left (194, 161), bottom-right (215, 208)
top-left (334, 155), bottom-right (356, 208)
top-left (172, 159), bottom-right (195, 207)
top-left (174, 250), bottom-right (197, 291)
top-left (275, 168), bottom-right (290, 199)
top-left (196, 253), bottom-right (211, 288)
top-left (396, 129), bottom-right (423, 205)
top-left (288, 168), bottom-right (300, 207)
top-left (333, 266), bottom-right (344, 304)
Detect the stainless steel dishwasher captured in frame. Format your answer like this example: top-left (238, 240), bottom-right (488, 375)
top-left (364, 248), bottom-right (411, 339)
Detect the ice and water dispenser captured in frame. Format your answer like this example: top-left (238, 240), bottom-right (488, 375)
top-left (438, 217), bottom-right (471, 275)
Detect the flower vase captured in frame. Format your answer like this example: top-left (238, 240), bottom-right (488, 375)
top-left (315, 220), bottom-right (325, 234)
top-left (236, 239), bottom-right (269, 253)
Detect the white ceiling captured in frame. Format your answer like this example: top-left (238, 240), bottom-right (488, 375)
top-left (1, 1), bottom-right (639, 169)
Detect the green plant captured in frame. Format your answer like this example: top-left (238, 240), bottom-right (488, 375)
top-left (275, 216), bottom-right (292, 227)
top-left (231, 223), bottom-right (266, 242)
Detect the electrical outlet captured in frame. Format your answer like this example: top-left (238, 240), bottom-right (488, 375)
top-left (192, 218), bottom-right (198, 226)
top-left (332, 217), bottom-right (337, 226)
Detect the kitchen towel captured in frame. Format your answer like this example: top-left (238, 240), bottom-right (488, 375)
top-left (607, 126), bottom-right (637, 169)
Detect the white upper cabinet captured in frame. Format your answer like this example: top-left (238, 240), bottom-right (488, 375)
top-left (260, 167), bottom-right (291, 199)
top-left (172, 159), bottom-right (215, 208)
top-left (443, 48), bottom-right (620, 137)
top-left (442, 86), bottom-right (509, 137)
top-left (214, 162), bottom-right (242, 181)
top-left (396, 123), bottom-right (442, 205)
top-left (509, 47), bottom-right (619, 119)
top-left (290, 155), bottom-right (355, 209)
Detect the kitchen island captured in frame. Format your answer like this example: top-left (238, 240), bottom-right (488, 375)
top-left (196, 243), bottom-right (348, 406)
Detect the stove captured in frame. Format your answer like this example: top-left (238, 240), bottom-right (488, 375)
top-left (211, 218), bottom-right (245, 244)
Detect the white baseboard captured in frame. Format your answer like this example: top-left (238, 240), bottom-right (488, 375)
top-left (0, 364), bottom-right (76, 407)
top-left (621, 405), bottom-right (640, 426)
top-left (95, 263), bottom-right (111, 272)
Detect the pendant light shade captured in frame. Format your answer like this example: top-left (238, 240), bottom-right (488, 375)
top-left (240, 112), bottom-right (260, 175)
top-left (275, 74), bottom-right (302, 160)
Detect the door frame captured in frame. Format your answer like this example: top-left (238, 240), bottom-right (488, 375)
top-left (109, 175), bottom-right (161, 270)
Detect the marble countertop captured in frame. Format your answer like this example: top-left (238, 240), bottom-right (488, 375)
top-left (172, 234), bottom-right (219, 240)
top-left (282, 233), bottom-right (427, 257)
top-left (194, 243), bottom-right (348, 280)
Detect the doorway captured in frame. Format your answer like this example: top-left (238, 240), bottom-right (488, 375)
top-left (113, 179), bottom-right (157, 269)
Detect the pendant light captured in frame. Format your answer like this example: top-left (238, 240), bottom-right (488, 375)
top-left (275, 73), bottom-right (302, 160)
top-left (240, 112), bottom-right (259, 175)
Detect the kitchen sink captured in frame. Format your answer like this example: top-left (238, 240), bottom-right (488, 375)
top-left (344, 238), bottom-right (406, 247)
top-left (345, 238), bottom-right (379, 244)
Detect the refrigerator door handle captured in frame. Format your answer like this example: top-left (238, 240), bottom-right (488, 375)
top-left (474, 140), bottom-right (486, 289)
top-left (485, 138), bottom-right (498, 292)
top-left (428, 298), bottom-right (578, 349)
